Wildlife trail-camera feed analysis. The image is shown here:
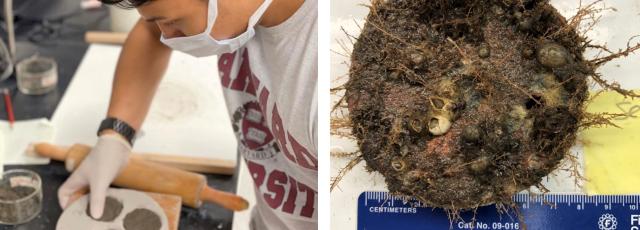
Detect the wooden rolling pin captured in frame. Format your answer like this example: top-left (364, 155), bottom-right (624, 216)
top-left (32, 143), bottom-right (236, 175)
top-left (85, 31), bottom-right (128, 44)
top-left (34, 143), bottom-right (249, 211)
top-left (135, 153), bottom-right (235, 175)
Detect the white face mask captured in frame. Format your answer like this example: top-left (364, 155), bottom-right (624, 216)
top-left (160, 0), bottom-right (273, 57)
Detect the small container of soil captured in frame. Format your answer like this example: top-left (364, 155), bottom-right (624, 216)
top-left (16, 55), bottom-right (58, 95)
top-left (0, 169), bottom-right (42, 225)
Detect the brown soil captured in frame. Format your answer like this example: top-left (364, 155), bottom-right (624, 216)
top-left (0, 186), bottom-right (35, 200)
top-left (123, 208), bottom-right (162, 230)
top-left (86, 196), bottom-right (123, 222)
top-left (346, 0), bottom-right (591, 210)
top-left (26, 59), bottom-right (54, 73)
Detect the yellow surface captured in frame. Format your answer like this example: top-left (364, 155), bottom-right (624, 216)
top-left (583, 91), bottom-right (640, 194)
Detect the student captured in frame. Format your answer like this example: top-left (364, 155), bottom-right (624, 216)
top-left (58, 0), bottom-right (317, 229)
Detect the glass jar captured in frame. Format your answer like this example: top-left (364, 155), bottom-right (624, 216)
top-left (0, 169), bottom-right (43, 225)
top-left (16, 56), bottom-right (58, 95)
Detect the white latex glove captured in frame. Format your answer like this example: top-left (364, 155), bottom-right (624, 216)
top-left (57, 134), bottom-right (131, 219)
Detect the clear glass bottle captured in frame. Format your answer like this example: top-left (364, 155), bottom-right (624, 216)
top-left (0, 38), bottom-right (13, 82)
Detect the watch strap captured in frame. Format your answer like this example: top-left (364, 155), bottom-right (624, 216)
top-left (98, 117), bottom-right (136, 146)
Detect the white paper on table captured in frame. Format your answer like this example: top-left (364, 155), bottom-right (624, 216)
top-left (0, 118), bottom-right (54, 165)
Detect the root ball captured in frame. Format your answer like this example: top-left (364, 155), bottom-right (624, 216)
top-left (346, 0), bottom-right (589, 210)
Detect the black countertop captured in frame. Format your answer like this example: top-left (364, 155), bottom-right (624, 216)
top-left (0, 3), bottom-right (237, 230)
top-left (2, 163), bottom-right (238, 230)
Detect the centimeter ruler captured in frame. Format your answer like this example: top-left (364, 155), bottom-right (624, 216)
top-left (358, 191), bottom-right (640, 230)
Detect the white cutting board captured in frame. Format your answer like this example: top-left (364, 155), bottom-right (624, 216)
top-left (52, 44), bottom-right (237, 166)
top-left (330, 0), bottom-right (640, 229)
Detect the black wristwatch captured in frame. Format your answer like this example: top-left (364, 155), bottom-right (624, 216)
top-left (98, 117), bottom-right (137, 146)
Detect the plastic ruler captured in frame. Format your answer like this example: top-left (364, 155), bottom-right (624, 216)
top-left (358, 191), bottom-right (640, 230)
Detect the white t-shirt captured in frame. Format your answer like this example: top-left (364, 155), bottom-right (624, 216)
top-left (216, 0), bottom-right (318, 229)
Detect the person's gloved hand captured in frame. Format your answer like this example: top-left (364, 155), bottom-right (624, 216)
top-left (57, 134), bottom-right (131, 219)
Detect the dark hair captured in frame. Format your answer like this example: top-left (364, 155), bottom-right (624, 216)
top-left (100, 0), bottom-right (151, 9)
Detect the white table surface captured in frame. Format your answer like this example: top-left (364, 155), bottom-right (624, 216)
top-left (51, 44), bottom-right (238, 165)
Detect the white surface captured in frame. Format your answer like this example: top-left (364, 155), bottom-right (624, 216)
top-left (51, 44), bottom-right (237, 165)
top-left (231, 159), bottom-right (257, 230)
top-left (330, 0), bottom-right (640, 229)
top-left (1, 119), bottom-right (54, 165)
top-left (56, 188), bottom-right (168, 230)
